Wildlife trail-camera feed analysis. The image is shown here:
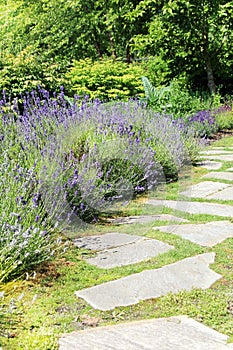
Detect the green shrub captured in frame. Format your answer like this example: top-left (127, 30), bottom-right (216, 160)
top-left (0, 48), bottom-right (67, 96)
top-left (141, 76), bottom-right (221, 119)
top-left (215, 110), bottom-right (233, 130)
top-left (65, 58), bottom-right (145, 100)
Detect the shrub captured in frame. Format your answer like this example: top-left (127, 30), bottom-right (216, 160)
top-left (214, 105), bottom-right (233, 130)
top-left (0, 89), bottom-right (202, 280)
top-left (0, 48), bottom-right (67, 97)
top-left (65, 58), bottom-right (145, 100)
top-left (141, 76), bottom-right (221, 119)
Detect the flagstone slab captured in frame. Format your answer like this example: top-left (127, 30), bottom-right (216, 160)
top-left (211, 147), bottom-right (233, 150)
top-left (86, 239), bottom-right (174, 268)
top-left (73, 232), bottom-right (142, 251)
top-left (59, 315), bottom-right (232, 350)
top-left (206, 186), bottom-right (233, 201)
top-left (109, 214), bottom-right (189, 225)
top-left (180, 181), bottom-right (230, 198)
top-left (75, 253), bottom-right (221, 310)
top-left (200, 150), bottom-right (233, 155)
top-left (201, 154), bottom-right (233, 161)
top-left (154, 221), bottom-right (233, 247)
top-left (146, 199), bottom-right (233, 217)
top-left (227, 167), bottom-right (233, 172)
top-left (197, 160), bottom-right (222, 170)
top-left (202, 171), bottom-right (233, 181)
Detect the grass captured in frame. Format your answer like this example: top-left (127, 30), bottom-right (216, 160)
top-left (1, 136), bottom-right (233, 349)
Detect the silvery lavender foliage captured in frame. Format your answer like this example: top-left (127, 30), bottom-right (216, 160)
top-left (0, 88), bottom-right (201, 279)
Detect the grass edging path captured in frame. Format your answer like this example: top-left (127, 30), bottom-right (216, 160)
top-left (0, 136), bottom-right (233, 349)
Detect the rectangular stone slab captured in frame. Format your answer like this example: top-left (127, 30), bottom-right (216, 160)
top-left (86, 239), bottom-right (174, 268)
top-left (197, 161), bottom-right (222, 170)
top-left (146, 199), bottom-right (233, 217)
top-left (227, 167), bottom-right (233, 172)
top-left (59, 315), bottom-right (231, 350)
top-left (201, 155), bottom-right (233, 161)
top-left (200, 150), bottom-right (233, 155)
top-left (206, 186), bottom-right (233, 201)
top-left (202, 171), bottom-right (233, 181)
top-left (154, 221), bottom-right (233, 247)
top-left (180, 181), bottom-right (230, 198)
top-left (110, 214), bottom-right (188, 225)
top-left (73, 232), bottom-right (142, 251)
top-left (75, 253), bottom-right (221, 310)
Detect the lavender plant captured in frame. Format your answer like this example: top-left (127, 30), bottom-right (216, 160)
top-left (187, 109), bottom-right (218, 138)
top-left (0, 89), bottom-right (202, 280)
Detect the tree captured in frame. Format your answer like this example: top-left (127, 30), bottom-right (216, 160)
top-left (132, 0), bottom-right (233, 93)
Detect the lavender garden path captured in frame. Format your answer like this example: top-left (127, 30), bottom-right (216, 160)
top-left (59, 148), bottom-right (233, 349)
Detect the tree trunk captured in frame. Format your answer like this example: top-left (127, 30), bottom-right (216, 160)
top-left (94, 41), bottom-right (103, 59)
top-left (126, 44), bottom-right (131, 64)
top-left (202, 22), bottom-right (216, 94)
top-left (108, 32), bottom-right (117, 59)
top-left (205, 58), bottom-right (216, 94)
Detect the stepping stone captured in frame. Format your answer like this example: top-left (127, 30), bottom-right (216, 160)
top-left (202, 171), bottom-right (233, 181)
top-left (75, 253), bottom-right (221, 310)
top-left (146, 199), bottom-right (233, 217)
top-left (73, 232), bottom-right (141, 250)
top-left (154, 221), bottom-right (233, 247)
top-left (59, 315), bottom-right (232, 350)
top-left (227, 167), bottom-right (233, 172)
top-left (197, 160), bottom-right (222, 170)
top-left (211, 147), bottom-right (233, 150)
top-left (110, 214), bottom-right (188, 225)
top-left (206, 187), bottom-right (233, 201)
top-left (86, 238), bottom-right (174, 268)
top-left (201, 154), bottom-right (233, 161)
top-left (180, 181), bottom-right (230, 198)
top-left (200, 150), bottom-right (233, 155)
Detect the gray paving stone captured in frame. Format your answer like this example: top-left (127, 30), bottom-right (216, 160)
top-left (73, 232), bottom-right (141, 251)
top-left (201, 154), bottom-right (233, 161)
top-left (227, 167), bottom-right (233, 172)
top-left (206, 186), bottom-right (233, 201)
top-left (154, 221), bottom-right (233, 247)
top-left (59, 315), bottom-right (232, 350)
top-left (180, 181), bottom-right (230, 198)
top-left (197, 160), bottom-right (222, 170)
top-left (75, 253), bottom-right (221, 310)
top-left (110, 214), bottom-right (189, 225)
top-left (86, 239), bottom-right (174, 268)
top-left (200, 150), bottom-right (233, 155)
top-left (211, 147), bottom-right (233, 150)
top-left (146, 199), bottom-right (233, 217)
top-left (202, 171), bottom-right (233, 181)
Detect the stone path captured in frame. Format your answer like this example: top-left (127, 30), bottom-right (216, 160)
top-left (76, 234), bottom-right (174, 269)
top-left (198, 160), bottom-right (222, 170)
top-left (59, 148), bottom-right (233, 348)
top-left (202, 171), bottom-right (233, 181)
top-left (201, 154), bottom-right (233, 161)
top-left (59, 316), bottom-right (233, 350)
top-left (75, 253), bottom-right (220, 310)
top-left (154, 221), bottom-right (233, 246)
top-left (107, 214), bottom-right (188, 225)
top-left (180, 180), bottom-right (230, 198)
top-left (147, 199), bottom-right (233, 217)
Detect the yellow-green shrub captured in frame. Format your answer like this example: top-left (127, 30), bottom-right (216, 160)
top-left (65, 58), bottom-right (145, 100)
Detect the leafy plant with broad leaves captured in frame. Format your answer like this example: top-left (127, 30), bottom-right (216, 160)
top-left (141, 76), bottom-right (171, 106)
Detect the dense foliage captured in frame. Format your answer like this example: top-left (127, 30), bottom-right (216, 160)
top-left (66, 58), bottom-right (145, 100)
top-left (0, 0), bottom-right (232, 282)
top-left (0, 0), bottom-right (232, 95)
top-left (0, 89), bottom-right (206, 281)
